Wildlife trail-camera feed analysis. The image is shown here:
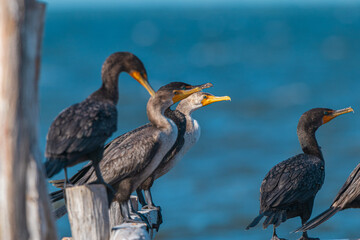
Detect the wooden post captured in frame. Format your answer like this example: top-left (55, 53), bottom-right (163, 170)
top-left (111, 223), bottom-right (150, 240)
top-left (65, 191), bottom-right (158, 240)
top-left (0, 0), bottom-right (56, 239)
top-left (66, 185), bottom-right (110, 240)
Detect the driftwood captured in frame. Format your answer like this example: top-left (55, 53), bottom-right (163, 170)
top-left (0, 0), bottom-right (56, 239)
top-left (66, 185), bottom-right (110, 240)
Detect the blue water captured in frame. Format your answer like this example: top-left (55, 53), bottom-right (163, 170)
top-left (41, 5), bottom-right (360, 240)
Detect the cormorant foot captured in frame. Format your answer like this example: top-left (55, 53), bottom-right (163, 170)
top-left (142, 204), bottom-right (161, 211)
top-left (132, 212), bottom-right (151, 230)
top-left (141, 205), bottom-right (163, 230)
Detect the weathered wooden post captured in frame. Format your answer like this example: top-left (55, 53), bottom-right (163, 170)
top-left (63, 190), bottom-right (159, 239)
top-left (0, 0), bottom-right (56, 239)
top-left (66, 185), bottom-right (110, 240)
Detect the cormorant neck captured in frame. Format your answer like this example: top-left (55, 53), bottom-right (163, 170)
top-left (297, 125), bottom-right (323, 160)
top-left (147, 97), bottom-right (173, 131)
top-left (176, 100), bottom-right (199, 116)
top-left (97, 54), bottom-right (128, 104)
top-left (176, 102), bottom-right (198, 131)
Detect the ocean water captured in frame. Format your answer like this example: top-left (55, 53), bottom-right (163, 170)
top-left (40, 5), bottom-right (360, 240)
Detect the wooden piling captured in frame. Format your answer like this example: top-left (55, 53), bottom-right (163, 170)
top-left (65, 188), bottom-right (159, 240)
top-left (0, 0), bottom-right (56, 239)
top-left (66, 185), bottom-right (110, 240)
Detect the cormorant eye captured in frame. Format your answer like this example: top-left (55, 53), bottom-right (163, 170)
top-left (203, 96), bottom-right (208, 99)
top-left (182, 86), bottom-right (187, 90)
top-left (324, 111), bottom-right (329, 115)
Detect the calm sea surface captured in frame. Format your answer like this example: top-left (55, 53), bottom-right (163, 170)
top-left (41, 5), bottom-right (360, 239)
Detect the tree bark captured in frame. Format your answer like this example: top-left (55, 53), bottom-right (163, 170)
top-left (0, 0), bottom-right (56, 239)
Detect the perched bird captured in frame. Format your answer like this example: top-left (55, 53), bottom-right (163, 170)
top-left (136, 92), bottom-right (231, 213)
top-left (246, 107), bottom-right (353, 240)
top-left (295, 161), bottom-right (360, 232)
top-left (49, 82), bottom-right (211, 224)
top-left (44, 52), bottom-right (155, 190)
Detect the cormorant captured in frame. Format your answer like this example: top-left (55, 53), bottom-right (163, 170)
top-left (295, 161), bottom-right (360, 232)
top-left (49, 82), bottom-right (211, 224)
top-left (44, 52), bottom-right (155, 190)
top-left (246, 107), bottom-right (353, 240)
top-left (136, 92), bottom-right (231, 214)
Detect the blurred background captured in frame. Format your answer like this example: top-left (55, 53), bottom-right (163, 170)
top-left (42, 0), bottom-right (360, 239)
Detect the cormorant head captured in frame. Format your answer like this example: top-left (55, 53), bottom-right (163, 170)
top-left (177, 92), bottom-right (231, 114)
top-left (154, 82), bottom-right (213, 108)
top-left (102, 52), bottom-right (155, 96)
top-left (298, 107), bottom-right (354, 132)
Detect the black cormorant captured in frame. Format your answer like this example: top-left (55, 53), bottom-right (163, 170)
top-left (49, 82), bottom-right (211, 224)
top-left (246, 107), bottom-right (353, 240)
top-left (295, 161), bottom-right (360, 232)
top-left (137, 92), bottom-right (231, 213)
top-left (44, 52), bottom-right (155, 190)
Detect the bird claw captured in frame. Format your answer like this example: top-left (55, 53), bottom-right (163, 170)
top-left (141, 205), bottom-right (163, 231)
top-left (142, 204), bottom-right (161, 211)
top-left (131, 212), bottom-right (151, 231)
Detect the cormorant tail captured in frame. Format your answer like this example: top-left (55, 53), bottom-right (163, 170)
top-left (50, 190), bottom-right (67, 219)
top-left (52, 198), bottom-right (67, 219)
top-left (49, 189), bottom-right (64, 202)
top-left (49, 164), bottom-right (94, 189)
top-left (246, 213), bottom-right (264, 230)
top-left (262, 210), bottom-right (286, 229)
top-left (295, 207), bottom-right (340, 232)
top-left (49, 179), bottom-right (65, 189)
top-left (44, 159), bottom-right (65, 178)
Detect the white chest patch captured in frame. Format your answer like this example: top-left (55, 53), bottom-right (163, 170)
top-left (154, 118), bottom-right (201, 179)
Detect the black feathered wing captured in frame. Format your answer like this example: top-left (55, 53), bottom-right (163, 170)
top-left (260, 154), bottom-right (324, 212)
top-left (50, 123), bottom-right (153, 188)
top-left (45, 99), bottom-right (117, 160)
top-left (98, 134), bottom-right (160, 185)
top-left (75, 125), bottom-right (160, 187)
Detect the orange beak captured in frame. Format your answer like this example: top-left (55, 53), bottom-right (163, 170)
top-left (322, 107), bottom-right (354, 124)
top-left (129, 71), bottom-right (155, 96)
top-left (201, 95), bottom-right (231, 106)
